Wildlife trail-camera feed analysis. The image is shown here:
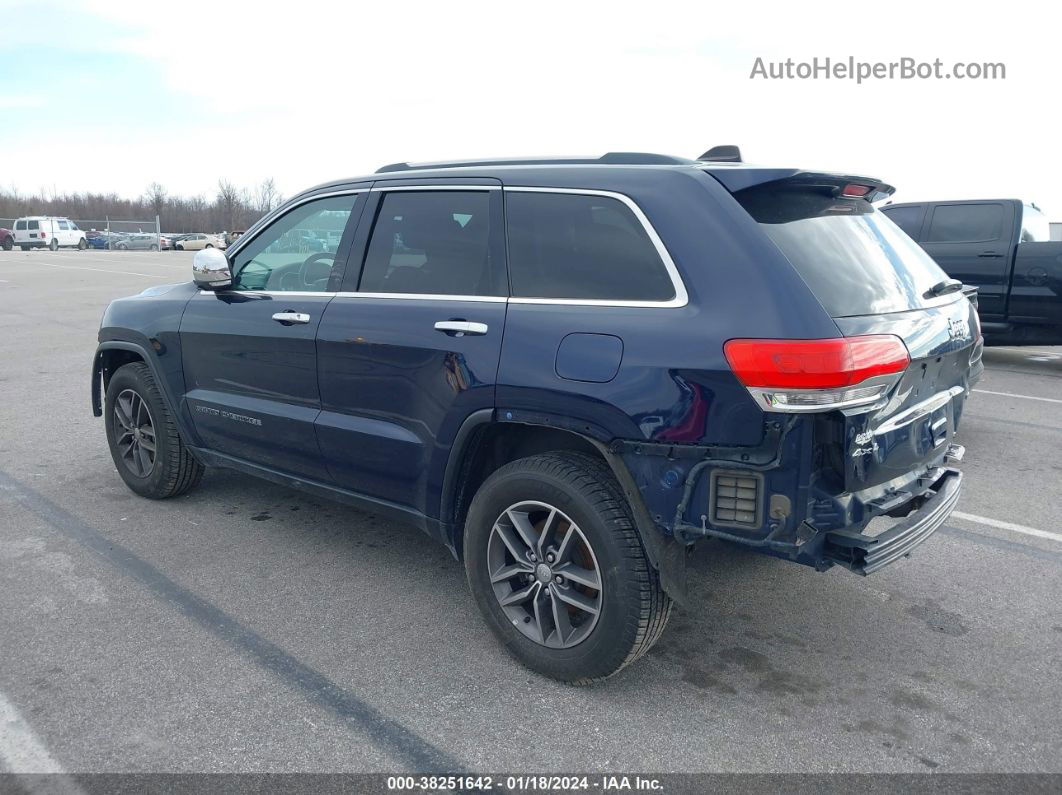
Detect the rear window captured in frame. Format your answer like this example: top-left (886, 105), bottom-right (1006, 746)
top-left (505, 191), bottom-right (675, 302)
top-left (28, 220), bottom-right (39, 230)
top-left (925, 203), bottom-right (1003, 243)
top-left (15, 220), bottom-right (25, 230)
top-left (736, 186), bottom-right (955, 317)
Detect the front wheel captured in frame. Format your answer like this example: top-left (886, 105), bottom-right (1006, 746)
top-left (104, 362), bottom-right (204, 499)
top-left (77, 238), bottom-right (87, 250)
top-left (464, 452), bottom-right (671, 684)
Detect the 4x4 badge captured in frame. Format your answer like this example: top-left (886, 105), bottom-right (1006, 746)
top-left (948, 317), bottom-right (969, 340)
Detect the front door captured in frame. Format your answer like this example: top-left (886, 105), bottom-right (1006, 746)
top-left (179, 190), bottom-right (366, 481)
top-left (315, 184), bottom-right (507, 518)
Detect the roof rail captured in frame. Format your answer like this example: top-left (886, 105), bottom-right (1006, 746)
top-left (375, 152), bottom-right (696, 173)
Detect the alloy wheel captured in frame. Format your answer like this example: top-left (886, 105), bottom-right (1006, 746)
top-left (487, 501), bottom-right (603, 649)
top-left (113, 389), bottom-right (157, 478)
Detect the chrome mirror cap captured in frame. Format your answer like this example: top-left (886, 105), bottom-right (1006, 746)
top-left (192, 247), bottom-right (232, 290)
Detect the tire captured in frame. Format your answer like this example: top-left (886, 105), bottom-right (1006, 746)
top-left (104, 362), bottom-right (204, 499)
top-left (117, 243), bottom-right (127, 250)
top-left (1, 237), bottom-right (11, 251)
top-left (175, 244), bottom-right (183, 251)
top-left (464, 452), bottom-right (672, 684)
top-left (19, 245), bottom-right (29, 251)
top-left (49, 238), bottom-right (58, 251)
top-left (77, 238), bottom-right (87, 250)
top-left (150, 244), bottom-right (159, 251)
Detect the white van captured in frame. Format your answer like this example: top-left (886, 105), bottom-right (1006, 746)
top-left (12, 217), bottom-right (87, 250)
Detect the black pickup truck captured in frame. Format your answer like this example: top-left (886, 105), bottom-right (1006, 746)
top-left (883, 199), bottom-right (1062, 344)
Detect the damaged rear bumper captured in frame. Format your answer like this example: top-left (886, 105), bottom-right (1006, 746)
top-left (820, 467), bottom-right (962, 575)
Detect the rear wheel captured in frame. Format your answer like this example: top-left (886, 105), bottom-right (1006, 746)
top-left (19, 245), bottom-right (29, 251)
top-left (104, 362), bottom-right (203, 499)
top-left (150, 244), bottom-right (159, 251)
top-left (49, 238), bottom-right (58, 251)
top-left (464, 452), bottom-right (671, 684)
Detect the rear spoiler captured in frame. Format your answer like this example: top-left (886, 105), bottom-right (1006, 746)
top-left (703, 167), bottom-right (895, 202)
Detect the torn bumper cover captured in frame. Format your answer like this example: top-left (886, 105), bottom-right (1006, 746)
top-left (821, 467), bottom-right (962, 575)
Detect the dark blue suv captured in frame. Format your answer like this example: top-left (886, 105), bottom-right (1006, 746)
top-left (92, 151), bottom-right (982, 682)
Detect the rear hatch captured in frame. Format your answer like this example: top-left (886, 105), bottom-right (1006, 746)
top-left (730, 175), bottom-right (982, 494)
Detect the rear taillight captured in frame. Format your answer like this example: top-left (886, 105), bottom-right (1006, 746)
top-left (724, 335), bottom-right (910, 412)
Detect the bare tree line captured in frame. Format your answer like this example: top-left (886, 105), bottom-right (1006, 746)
top-left (0, 178), bottom-right (284, 233)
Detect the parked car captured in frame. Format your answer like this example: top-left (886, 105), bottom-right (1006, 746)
top-left (86, 231), bottom-right (128, 250)
top-left (0, 227), bottom-right (12, 251)
top-left (113, 234), bottom-right (160, 251)
top-left (12, 216), bottom-right (87, 250)
top-left (91, 150), bottom-right (982, 683)
top-left (174, 233), bottom-right (221, 251)
top-left (882, 199), bottom-right (1062, 345)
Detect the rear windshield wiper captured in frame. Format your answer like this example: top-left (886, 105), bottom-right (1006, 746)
top-left (924, 279), bottom-right (965, 298)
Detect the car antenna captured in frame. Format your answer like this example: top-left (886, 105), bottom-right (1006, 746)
top-left (697, 145), bottom-right (742, 162)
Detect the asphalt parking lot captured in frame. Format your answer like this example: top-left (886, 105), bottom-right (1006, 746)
top-left (0, 248), bottom-right (1060, 775)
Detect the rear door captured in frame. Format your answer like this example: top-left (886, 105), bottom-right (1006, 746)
top-left (920, 201), bottom-right (1015, 319)
top-left (315, 181), bottom-right (506, 520)
top-left (179, 190), bottom-right (367, 481)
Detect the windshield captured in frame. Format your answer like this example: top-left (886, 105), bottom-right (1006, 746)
top-left (735, 185), bottom-right (957, 317)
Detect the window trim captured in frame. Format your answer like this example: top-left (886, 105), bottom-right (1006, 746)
top-left (215, 184), bottom-right (689, 308)
top-left (502, 187), bottom-right (689, 308)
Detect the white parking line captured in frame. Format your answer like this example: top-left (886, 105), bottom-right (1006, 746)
top-left (0, 690), bottom-right (84, 792)
top-left (989, 346), bottom-right (1062, 357)
top-left (973, 389), bottom-right (1062, 405)
top-left (30, 262), bottom-right (170, 279)
top-left (952, 511), bottom-right (1062, 544)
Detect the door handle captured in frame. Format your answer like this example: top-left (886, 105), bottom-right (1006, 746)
top-left (977, 251), bottom-right (1003, 258)
top-left (434, 320), bottom-right (488, 336)
top-left (272, 311), bottom-right (311, 325)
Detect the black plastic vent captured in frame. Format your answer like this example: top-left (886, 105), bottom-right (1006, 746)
top-left (709, 470), bottom-right (763, 529)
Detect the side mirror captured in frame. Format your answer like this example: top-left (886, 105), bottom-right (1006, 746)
top-left (192, 247), bottom-right (232, 290)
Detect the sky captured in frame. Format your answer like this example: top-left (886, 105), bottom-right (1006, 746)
top-left (2, 0), bottom-right (1060, 218)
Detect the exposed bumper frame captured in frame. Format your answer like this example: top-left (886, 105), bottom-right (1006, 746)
top-left (822, 467), bottom-right (963, 575)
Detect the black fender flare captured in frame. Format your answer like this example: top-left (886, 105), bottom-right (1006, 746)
top-left (91, 341), bottom-right (199, 447)
top-left (439, 412), bottom-right (689, 605)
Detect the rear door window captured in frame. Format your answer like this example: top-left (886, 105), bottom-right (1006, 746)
top-left (735, 185), bottom-right (955, 317)
top-left (925, 203), bottom-right (1004, 243)
top-left (15, 220), bottom-right (25, 230)
top-left (505, 191), bottom-right (675, 302)
top-left (358, 190), bottom-right (498, 296)
top-left (28, 220), bottom-right (39, 230)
